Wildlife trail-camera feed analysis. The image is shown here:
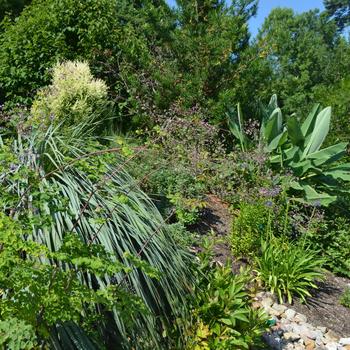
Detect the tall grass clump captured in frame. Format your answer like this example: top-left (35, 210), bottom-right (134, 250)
top-left (255, 236), bottom-right (325, 304)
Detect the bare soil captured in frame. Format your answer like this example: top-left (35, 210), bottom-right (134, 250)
top-left (193, 195), bottom-right (350, 337)
top-left (291, 272), bottom-right (350, 337)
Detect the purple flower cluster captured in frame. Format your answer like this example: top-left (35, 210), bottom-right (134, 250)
top-left (259, 186), bottom-right (281, 198)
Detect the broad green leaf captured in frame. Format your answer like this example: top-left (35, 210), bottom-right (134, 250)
top-left (302, 184), bottom-right (336, 206)
top-left (227, 103), bottom-right (247, 151)
top-left (287, 116), bottom-right (304, 147)
top-left (302, 107), bottom-right (331, 157)
top-left (266, 130), bottom-right (287, 152)
top-left (301, 103), bottom-right (321, 137)
top-left (323, 163), bottom-right (350, 181)
top-left (306, 142), bottom-right (347, 167)
top-left (263, 108), bottom-right (283, 144)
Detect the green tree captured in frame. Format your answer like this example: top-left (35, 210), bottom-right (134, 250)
top-left (256, 8), bottom-right (350, 116)
top-left (324, 0), bottom-right (350, 31)
top-left (168, 0), bottom-right (258, 123)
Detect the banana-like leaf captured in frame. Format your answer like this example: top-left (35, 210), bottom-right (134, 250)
top-left (266, 130), bottom-right (287, 152)
top-left (263, 108), bottom-right (283, 144)
top-left (302, 184), bottom-right (337, 206)
top-left (289, 159), bottom-right (317, 177)
top-left (323, 163), bottom-right (350, 181)
top-left (301, 103), bottom-right (321, 137)
top-left (287, 116), bottom-right (304, 147)
top-left (302, 107), bottom-right (331, 157)
top-left (306, 142), bottom-right (347, 167)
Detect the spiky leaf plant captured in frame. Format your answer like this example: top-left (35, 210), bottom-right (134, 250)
top-left (0, 124), bottom-right (193, 349)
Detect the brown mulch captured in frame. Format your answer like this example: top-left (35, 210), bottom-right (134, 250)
top-left (191, 194), bottom-right (247, 273)
top-left (192, 194), bottom-right (350, 337)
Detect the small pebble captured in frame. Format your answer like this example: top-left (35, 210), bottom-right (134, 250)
top-left (340, 339), bottom-right (350, 346)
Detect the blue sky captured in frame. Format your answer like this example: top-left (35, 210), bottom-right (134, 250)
top-left (166, 0), bottom-right (325, 37)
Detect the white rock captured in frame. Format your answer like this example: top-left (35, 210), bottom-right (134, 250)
top-left (317, 327), bottom-right (327, 334)
top-left (262, 297), bottom-right (274, 309)
top-left (325, 342), bottom-right (338, 350)
top-left (340, 339), bottom-right (350, 346)
top-left (284, 332), bottom-right (301, 342)
top-left (285, 308), bottom-right (297, 320)
top-left (294, 313), bottom-right (308, 323)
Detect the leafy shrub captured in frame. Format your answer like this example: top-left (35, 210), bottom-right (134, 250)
top-left (305, 215), bottom-right (350, 278)
top-left (255, 236), bottom-right (325, 303)
top-left (167, 222), bottom-right (197, 249)
top-left (340, 288), bottom-right (350, 308)
top-left (0, 0), bottom-right (31, 21)
top-left (0, 0), bottom-right (154, 107)
top-left (0, 317), bottom-right (37, 350)
top-left (186, 241), bottom-right (267, 349)
top-left (30, 60), bottom-right (112, 135)
top-left (231, 200), bottom-right (273, 258)
top-left (127, 117), bottom-right (225, 224)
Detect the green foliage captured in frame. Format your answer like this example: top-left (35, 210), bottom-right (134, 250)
top-left (167, 222), bottom-right (197, 249)
top-left (169, 193), bottom-right (207, 225)
top-left (166, 0), bottom-right (257, 122)
top-left (30, 60), bottom-right (112, 135)
top-left (0, 213), bottom-right (148, 347)
top-left (0, 124), bottom-right (193, 349)
top-left (228, 95), bottom-right (350, 205)
top-left (255, 7), bottom-right (350, 116)
top-left (324, 0), bottom-right (350, 31)
top-left (0, 317), bottom-right (37, 350)
top-left (0, 0), bottom-right (157, 108)
top-left (186, 241), bottom-right (267, 349)
top-left (255, 236), bottom-right (325, 304)
top-left (313, 76), bottom-right (350, 143)
top-left (340, 287), bottom-right (350, 308)
top-left (0, 0), bottom-right (262, 126)
top-left (231, 200), bottom-right (274, 258)
top-left (305, 215), bottom-right (350, 278)
top-left (126, 118), bottom-right (227, 224)
top-left (0, 0), bottom-right (31, 21)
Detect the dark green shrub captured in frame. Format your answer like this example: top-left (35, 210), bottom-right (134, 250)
top-left (0, 0), bottom-right (31, 21)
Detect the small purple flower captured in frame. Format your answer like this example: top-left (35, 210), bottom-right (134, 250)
top-left (265, 200), bottom-right (273, 207)
top-left (312, 200), bottom-right (321, 207)
top-left (9, 163), bottom-right (19, 172)
top-left (259, 187), bottom-right (269, 196)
